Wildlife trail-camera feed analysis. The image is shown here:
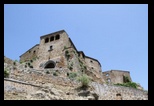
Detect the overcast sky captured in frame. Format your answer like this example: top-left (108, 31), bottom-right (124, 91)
top-left (4, 4), bottom-right (148, 90)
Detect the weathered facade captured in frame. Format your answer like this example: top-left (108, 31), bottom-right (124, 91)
top-left (19, 30), bottom-right (104, 83)
top-left (102, 70), bottom-right (132, 84)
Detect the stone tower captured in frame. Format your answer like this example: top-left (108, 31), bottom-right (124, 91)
top-left (19, 30), bottom-right (105, 83)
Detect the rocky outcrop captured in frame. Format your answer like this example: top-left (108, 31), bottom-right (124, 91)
top-left (4, 56), bottom-right (148, 100)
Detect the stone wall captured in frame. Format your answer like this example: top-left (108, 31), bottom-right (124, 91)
top-left (20, 44), bottom-right (39, 62)
top-left (4, 78), bottom-right (148, 100)
top-left (18, 30), bottom-right (103, 73)
top-left (91, 82), bottom-right (148, 100)
top-left (4, 78), bottom-right (40, 93)
top-left (4, 56), bottom-right (14, 65)
top-left (34, 30), bottom-right (71, 69)
top-left (84, 56), bottom-right (102, 73)
top-left (9, 68), bottom-right (79, 87)
top-left (102, 70), bottom-right (132, 84)
top-left (84, 56), bottom-right (104, 83)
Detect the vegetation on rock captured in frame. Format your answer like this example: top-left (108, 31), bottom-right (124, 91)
top-left (77, 74), bottom-right (90, 88)
top-left (67, 72), bottom-right (77, 80)
top-left (4, 68), bottom-right (9, 78)
top-left (114, 76), bottom-right (138, 89)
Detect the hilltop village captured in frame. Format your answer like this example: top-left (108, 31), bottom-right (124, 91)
top-left (4, 30), bottom-right (148, 100)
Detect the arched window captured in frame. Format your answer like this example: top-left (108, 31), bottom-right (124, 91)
top-left (44, 63), bottom-right (55, 68)
top-left (116, 93), bottom-right (122, 100)
top-left (44, 60), bottom-right (56, 69)
top-left (45, 38), bottom-right (49, 43)
top-left (55, 34), bottom-right (60, 40)
top-left (106, 73), bottom-right (109, 77)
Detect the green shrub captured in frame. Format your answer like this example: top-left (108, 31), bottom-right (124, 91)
top-left (14, 60), bottom-right (18, 62)
top-left (72, 50), bottom-right (76, 54)
top-left (84, 66), bottom-right (87, 70)
top-left (46, 70), bottom-right (50, 74)
top-left (20, 61), bottom-right (23, 64)
top-left (123, 76), bottom-right (131, 83)
top-left (53, 72), bottom-right (58, 76)
top-left (114, 82), bottom-right (138, 89)
top-left (77, 74), bottom-right (90, 88)
top-left (68, 72), bottom-right (77, 79)
top-left (68, 65), bottom-right (73, 70)
top-left (4, 68), bottom-right (9, 78)
top-left (13, 61), bottom-right (16, 65)
top-left (65, 50), bottom-right (70, 60)
top-left (64, 46), bottom-right (67, 50)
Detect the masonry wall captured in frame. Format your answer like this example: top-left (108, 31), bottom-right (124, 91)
top-left (84, 57), bottom-right (102, 73)
top-left (4, 78), bottom-right (40, 93)
top-left (9, 68), bottom-right (79, 87)
top-left (33, 31), bottom-right (72, 69)
top-left (92, 82), bottom-right (148, 100)
top-left (64, 47), bottom-right (81, 72)
top-left (20, 44), bottom-right (39, 62)
top-left (76, 55), bottom-right (105, 84)
top-left (4, 56), bottom-right (14, 65)
top-left (102, 70), bottom-right (132, 84)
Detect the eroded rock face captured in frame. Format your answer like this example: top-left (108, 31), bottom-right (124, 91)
top-left (4, 56), bottom-right (148, 100)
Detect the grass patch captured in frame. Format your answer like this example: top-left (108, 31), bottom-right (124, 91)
top-left (114, 82), bottom-right (138, 89)
top-left (77, 74), bottom-right (90, 89)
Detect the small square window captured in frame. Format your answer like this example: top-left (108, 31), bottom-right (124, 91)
top-left (90, 60), bottom-right (93, 63)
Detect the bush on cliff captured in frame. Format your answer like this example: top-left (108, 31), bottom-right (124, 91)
top-left (77, 74), bottom-right (90, 88)
top-left (114, 82), bottom-right (138, 89)
top-left (4, 68), bottom-right (9, 78)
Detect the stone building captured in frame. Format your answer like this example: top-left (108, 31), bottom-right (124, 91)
top-left (102, 70), bottom-right (132, 84)
top-left (19, 30), bottom-right (104, 83)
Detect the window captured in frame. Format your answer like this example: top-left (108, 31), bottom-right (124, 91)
top-left (91, 67), bottom-right (94, 69)
top-left (33, 50), bottom-right (36, 54)
top-left (107, 78), bottom-right (111, 82)
top-left (55, 34), bottom-right (60, 40)
top-left (45, 38), bottom-right (49, 43)
top-left (44, 61), bottom-right (56, 68)
top-left (106, 73), bottom-right (109, 77)
top-left (44, 63), bottom-right (55, 68)
top-left (29, 51), bottom-right (31, 53)
top-left (116, 93), bottom-right (121, 96)
top-left (90, 60), bottom-right (93, 63)
top-left (116, 93), bottom-right (122, 100)
top-left (50, 36), bottom-right (54, 42)
top-left (48, 45), bottom-right (53, 51)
